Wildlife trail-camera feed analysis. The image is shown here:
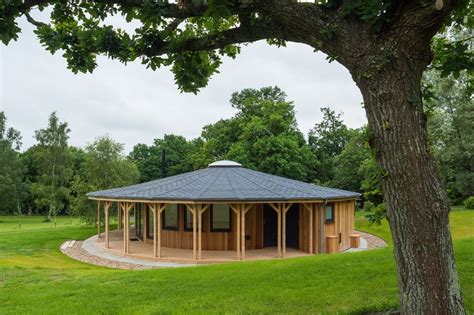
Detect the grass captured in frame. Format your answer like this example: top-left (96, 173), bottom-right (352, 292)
top-left (0, 209), bottom-right (472, 314)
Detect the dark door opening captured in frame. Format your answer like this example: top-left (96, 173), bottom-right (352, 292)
top-left (263, 204), bottom-right (277, 247)
top-left (263, 204), bottom-right (300, 249)
top-left (285, 204), bottom-right (299, 249)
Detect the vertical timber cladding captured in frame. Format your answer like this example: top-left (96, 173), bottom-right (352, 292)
top-left (160, 204), bottom-right (264, 251)
top-left (298, 203), bottom-right (323, 254)
top-left (322, 200), bottom-right (356, 253)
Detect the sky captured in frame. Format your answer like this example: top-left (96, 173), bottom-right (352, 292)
top-left (0, 16), bottom-right (365, 153)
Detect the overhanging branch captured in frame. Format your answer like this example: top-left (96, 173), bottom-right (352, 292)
top-left (139, 21), bottom-right (283, 57)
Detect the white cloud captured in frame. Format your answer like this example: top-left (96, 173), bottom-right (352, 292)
top-left (1, 17), bottom-right (365, 153)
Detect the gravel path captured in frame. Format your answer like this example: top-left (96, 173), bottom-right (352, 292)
top-left (357, 230), bottom-right (388, 249)
top-left (61, 241), bottom-right (158, 270)
top-left (61, 231), bottom-right (387, 270)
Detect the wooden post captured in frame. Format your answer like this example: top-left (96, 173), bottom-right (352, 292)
top-left (193, 207), bottom-right (197, 260)
top-left (157, 204), bottom-right (165, 258)
top-left (150, 204), bottom-right (157, 257)
top-left (241, 205), bottom-right (245, 260)
top-left (282, 204), bottom-right (286, 258)
top-left (104, 201), bottom-right (110, 249)
top-left (241, 204), bottom-right (252, 260)
top-left (134, 204), bottom-right (137, 227)
top-left (185, 205), bottom-right (197, 260)
top-left (230, 205), bottom-right (241, 260)
top-left (269, 203), bottom-right (281, 258)
top-left (281, 203), bottom-right (292, 258)
top-left (143, 203), bottom-right (147, 244)
top-left (304, 204), bottom-right (314, 254)
top-left (97, 201), bottom-right (101, 239)
top-left (123, 203), bottom-right (131, 254)
top-left (309, 204), bottom-right (313, 254)
top-left (198, 204), bottom-right (202, 260)
top-left (118, 202), bottom-right (122, 230)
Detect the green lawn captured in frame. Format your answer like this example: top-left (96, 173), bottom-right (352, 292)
top-left (0, 210), bottom-right (472, 314)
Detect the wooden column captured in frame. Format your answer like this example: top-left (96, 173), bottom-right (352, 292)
top-left (281, 203), bottom-right (292, 258)
top-left (157, 204), bottom-right (165, 258)
top-left (185, 205), bottom-right (198, 260)
top-left (230, 205), bottom-right (241, 260)
top-left (133, 204), bottom-right (137, 227)
top-left (150, 204), bottom-right (157, 257)
top-left (304, 204), bottom-right (314, 254)
top-left (117, 202), bottom-right (122, 230)
top-left (143, 203), bottom-right (147, 244)
top-left (197, 204), bottom-right (210, 261)
top-left (104, 201), bottom-right (111, 249)
top-left (241, 204), bottom-right (252, 260)
top-left (123, 203), bottom-right (132, 254)
top-left (97, 201), bottom-right (101, 239)
top-left (269, 203), bottom-right (281, 258)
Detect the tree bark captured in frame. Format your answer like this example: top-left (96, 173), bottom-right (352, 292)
top-left (352, 51), bottom-right (465, 314)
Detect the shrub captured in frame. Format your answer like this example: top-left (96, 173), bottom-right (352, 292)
top-left (464, 196), bottom-right (474, 209)
top-left (365, 203), bottom-right (387, 225)
top-left (363, 200), bottom-right (375, 212)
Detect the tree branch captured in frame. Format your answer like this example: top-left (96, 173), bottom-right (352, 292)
top-left (140, 20), bottom-right (283, 57)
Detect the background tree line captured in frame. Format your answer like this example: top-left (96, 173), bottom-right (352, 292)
top-left (1, 80), bottom-right (472, 223)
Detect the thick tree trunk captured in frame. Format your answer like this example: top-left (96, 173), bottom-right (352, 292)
top-left (353, 57), bottom-right (465, 313)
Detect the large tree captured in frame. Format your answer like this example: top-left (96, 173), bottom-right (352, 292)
top-left (308, 107), bottom-right (352, 185)
top-left (70, 136), bottom-right (139, 222)
top-left (0, 112), bottom-right (26, 214)
top-left (2, 0), bottom-right (471, 312)
top-left (32, 112), bottom-right (72, 224)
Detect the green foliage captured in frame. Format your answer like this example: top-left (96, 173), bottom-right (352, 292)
top-left (464, 196), bottom-right (474, 209)
top-left (31, 112), bottom-right (72, 221)
top-left (425, 60), bottom-right (473, 204)
top-left (363, 200), bottom-right (375, 212)
top-left (308, 107), bottom-right (352, 184)
top-left (0, 112), bottom-right (27, 214)
top-left (365, 203), bottom-right (387, 225)
top-left (70, 136), bottom-right (139, 223)
top-left (129, 134), bottom-right (198, 183)
top-left (197, 86), bottom-right (318, 181)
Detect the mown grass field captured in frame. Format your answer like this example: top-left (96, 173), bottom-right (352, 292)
top-left (0, 209), bottom-right (472, 314)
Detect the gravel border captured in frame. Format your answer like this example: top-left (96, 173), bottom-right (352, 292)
top-left (61, 231), bottom-right (387, 270)
top-left (61, 241), bottom-right (158, 270)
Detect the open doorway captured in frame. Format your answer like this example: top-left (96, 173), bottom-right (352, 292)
top-left (263, 204), bottom-right (300, 249)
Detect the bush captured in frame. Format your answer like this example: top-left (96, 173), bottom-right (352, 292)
top-left (363, 200), bottom-right (375, 212)
top-left (464, 196), bottom-right (474, 209)
top-left (365, 203), bottom-right (387, 225)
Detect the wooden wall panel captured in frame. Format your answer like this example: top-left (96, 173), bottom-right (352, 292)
top-left (154, 201), bottom-right (355, 253)
top-left (159, 204), bottom-right (261, 251)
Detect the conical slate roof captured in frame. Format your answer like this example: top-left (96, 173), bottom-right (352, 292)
top-left (87, 160), bottom-right (360, 202)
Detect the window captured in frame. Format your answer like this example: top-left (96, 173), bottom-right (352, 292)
top-left (211, 204), bottom-right (231, 232)
top-left (184, 207), bottom-right (194, 231)
top-left (163, 204), bottom-right (179, 230)
top-left (325, 204), bottom-right (335, 223)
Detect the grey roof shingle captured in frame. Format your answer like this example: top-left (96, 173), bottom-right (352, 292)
top-left (87, 161), bottom-right (360, 201)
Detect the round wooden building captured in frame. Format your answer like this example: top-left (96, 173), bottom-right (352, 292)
top-left (88, 160), bottom-right (360, 263)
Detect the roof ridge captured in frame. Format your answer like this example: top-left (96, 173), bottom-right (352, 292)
top-left (229, 168), bottom-right (287, 199)
top-left (196, 168), bottom-right (223, 199)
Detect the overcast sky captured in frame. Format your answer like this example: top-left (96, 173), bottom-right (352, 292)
top-left (0, 17), bottom-right (365, 153)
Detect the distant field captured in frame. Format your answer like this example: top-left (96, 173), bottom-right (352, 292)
top-left (0, 209), bottom-right (472, 314)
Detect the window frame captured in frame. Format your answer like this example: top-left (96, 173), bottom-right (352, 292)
top-left (162, 204), bottom-right (179, 231)
top-left (183, 207), bottom-right (194, 232)
top-left (325, 203), bottom-right (335, 223)
top-left (210, 204), bottom-right (232, 232)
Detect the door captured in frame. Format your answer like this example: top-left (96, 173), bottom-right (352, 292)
top-left (285, 204), bottom-right (299, 248)
top-left (263, 204), bottom-right (278, 247)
